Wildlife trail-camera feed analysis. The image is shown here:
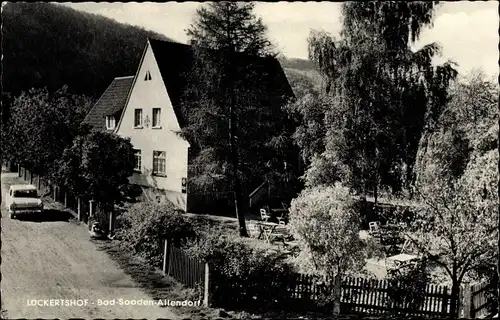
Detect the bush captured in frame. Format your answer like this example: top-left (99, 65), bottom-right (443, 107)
top-left (116, 201), bottom-right (196, 267)
top-left (183, 227), bottom-right (296, 309)
top-left (385, 261), bottom-right (431, 315)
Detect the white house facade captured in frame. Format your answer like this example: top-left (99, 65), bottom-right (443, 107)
top-left (83, 37), bottom-right (295, 214)
top-left (114, 40), bottom-right (189, 211)
top-left (83, 39), bottom-right (191, 211)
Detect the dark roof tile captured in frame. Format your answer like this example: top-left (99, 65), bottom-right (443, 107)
top-left (148, 38), bottom-right (294, 129)
top-left (82, 76), bottom-right (134, 130)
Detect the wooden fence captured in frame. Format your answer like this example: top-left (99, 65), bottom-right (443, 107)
top-left (162, 240), bottom-right (209, 307)
top-left (340, 277), bottom-right (450, 317)
top-left (461, 280), bottom-right (495, 318)
top-left (162, 240), bottom-right (453, 317)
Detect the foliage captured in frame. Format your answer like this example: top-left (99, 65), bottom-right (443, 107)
top-left (183, 227), bottom-right (295, 308)
top-left (415, 70), bottom-right (499, 187)
top-left (182, 2), bottom-right (298, 236)
top-left (303, 2), bottom-right (457, 197)
top-left (2, 2), bottom-right (170, 98)
top-left (116, 201), bottom-right (196, 267)
top-left (393, 154), bottom-right (498, 316)
top-left (4, 86), bottom-right (94, 175)
top-left (186, 2), bottom-right (275, 57)
top-left (183, 2), bottom-right (295, 195)
top-left (52, 130), bottom-right (135, 207)
top-left (385, 262), bottom-right (431, 315)
top-left (288, 183), bottom-right (376, 313)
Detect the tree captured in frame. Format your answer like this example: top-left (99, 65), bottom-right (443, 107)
top-left (305, 2), bottom-right (457, 200)
top-left (414, 69), bottom-right (498, 187)
top-left (52, 131), bottom-right (135, 210)
top-left (5, 86), bottom-right (94, 176)
top-left (183, 2), bottom-right (295, 237)
top-left (392, 150), bottom-right (498, 317)
top-left (288, 184), bottom-right (377, 315)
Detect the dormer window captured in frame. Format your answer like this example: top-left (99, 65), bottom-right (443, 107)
top-left (144, 71), bottom-right (152, 81)
top-left (106, 116), bottom-right (116, 130)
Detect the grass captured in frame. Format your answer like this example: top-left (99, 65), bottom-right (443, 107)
top-left (92, 238), bottom-right (256, 320)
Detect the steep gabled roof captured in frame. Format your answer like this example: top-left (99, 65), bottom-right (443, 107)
top-left (147, 38), bottom-right (295, 129)
top-left (82, 76), bottom-right (134, 130)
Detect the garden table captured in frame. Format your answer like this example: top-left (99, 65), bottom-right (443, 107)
top-left (387, 253), bottom-right (419, 268)
top-left (256, 221), bottom-right (279, 243)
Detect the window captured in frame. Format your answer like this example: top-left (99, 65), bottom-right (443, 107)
top-left (152, 108), bottom-right (161, 128)
top-left (134, 109), bottom-right (143, 127)
top-left (144, 70), bottom-right (152, 81)
top-left (133, 149), bottom-right (142, 172)
top-left (13, 190), bottom-right (38, 198)
top-left (106, 116), bottom-right (116, 130)
top-left (152, 151), bottom-right (166, 176)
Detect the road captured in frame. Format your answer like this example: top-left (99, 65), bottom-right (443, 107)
top-left (1, 172), bottom-right (178, 319)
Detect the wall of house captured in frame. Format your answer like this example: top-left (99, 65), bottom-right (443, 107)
top-left (116, 41), bottom-right (189, 211)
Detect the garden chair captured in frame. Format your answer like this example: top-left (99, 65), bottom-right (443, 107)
top-left (260, 208), bottom-right (271, 222)
top-left (277, 211), bottom-right (287, 225)
top-left (369, 221), bottom-right (380, 235)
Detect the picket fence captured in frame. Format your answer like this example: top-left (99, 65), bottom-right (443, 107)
top-left (162, 240), bottom-right (209, 307)
top-left (163, 242), bottom-right (495, 318)
top-left (272, 274), bottom-right (452, 317)
top-left (461, 280), bottom-right (494, 318)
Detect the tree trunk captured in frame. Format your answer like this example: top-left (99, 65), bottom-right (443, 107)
top-left (332, 273), bottom-right (341, 316)
top-left (450, 279), bottom-right (460, 319)
top-left (226, 50), bottom-right (248, 238)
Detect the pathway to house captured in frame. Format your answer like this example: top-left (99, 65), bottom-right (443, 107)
top-left (1, 171), bottom-right (179, 319)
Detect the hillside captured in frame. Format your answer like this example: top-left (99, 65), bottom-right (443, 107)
top-left (2, 2), bottom-right (171, 98)
top-left (279, 57), bottom-right (324, 97)
top-left (1, 2), bottom-right (321, 101)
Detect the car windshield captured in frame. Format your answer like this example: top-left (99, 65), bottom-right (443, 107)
top-left (13, 190), bottom-right (38, 198)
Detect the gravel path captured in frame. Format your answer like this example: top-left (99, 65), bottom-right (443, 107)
top-left (1, 172), bottom-right (178, 319)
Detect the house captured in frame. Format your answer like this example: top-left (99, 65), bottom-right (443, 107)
top-left (83, 38), bottom-right (296, 213)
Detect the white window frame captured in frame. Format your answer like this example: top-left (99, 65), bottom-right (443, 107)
top-left (106, 116), bottom-right (116, 130)
top-left (134, 109), bottom-right (143, 128)
top-left (152, 108), bottom-right (161, 128)
top-left (152, 151), bottom-right (166, 176)
top-left (133, 149), bottom-right (142, 172)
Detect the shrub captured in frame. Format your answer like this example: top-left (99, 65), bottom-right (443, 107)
top-left (116, 201), bottom-right (196, 267)
top-left (288, 183), bottom-right (384, 314)
top-left (183, 227), bottom-right (296, 309)
top-left (385, 261), bottom-right (431, 315)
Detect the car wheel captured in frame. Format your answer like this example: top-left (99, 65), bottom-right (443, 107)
top-left (10, 213), bottom-right (16, 219)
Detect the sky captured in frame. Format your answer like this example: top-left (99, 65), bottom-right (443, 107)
top-left (63, 2), bottom-right (499, 77)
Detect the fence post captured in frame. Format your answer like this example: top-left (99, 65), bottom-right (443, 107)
top-left (203, 263), bottom-right (210, 307)
top-left (76, 197), bottom-right (81, 221)
top-left (108, 211), bottom-right (115, 233)
top-left (53, 185), bottom-right (57, 201)
top-left (64, 191), bottom-right (68, 208)
top-left (17, 164), bottom-right (21, 177)
top-left (30, 172), bottom-right (33, 184)
top-left (459, 282), bottom-right (471, 318)
top-left (89, 200), bottom-right (95, 217)
top-left (162, 239), bottom-right (169, 275)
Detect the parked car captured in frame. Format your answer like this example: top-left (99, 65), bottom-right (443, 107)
top-left (6, 184), bottom-right (44, 219)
